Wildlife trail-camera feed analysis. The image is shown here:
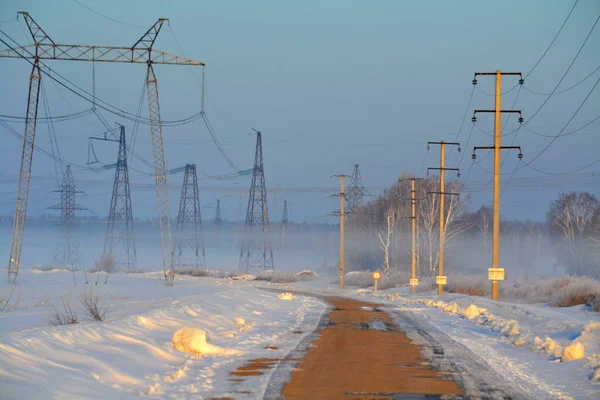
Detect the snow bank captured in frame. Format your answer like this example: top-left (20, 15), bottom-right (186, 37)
top-left (278, 292), bottom-right (296, 300)
top-left (172, 327), bottom-right (238, 356)
top-left (385, 292), bottom-right (600, 379)
top-left (562, 341), bottom-right (584, 361)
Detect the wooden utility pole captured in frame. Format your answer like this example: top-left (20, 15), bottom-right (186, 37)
top-left (399, 178), bottom-right (424, 294)
top-left (472, 71), bottom-right (524, 301)
top-left (332, 174), bottom-right (349, 289)
top-left (427, 141), bottom-right (460, 296)
top-left (410, 179), bottom-right (418, 294)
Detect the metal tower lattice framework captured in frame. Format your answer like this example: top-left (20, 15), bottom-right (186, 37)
top-left (214, 199), bottom-right (222, 231)
top-left (103, 125), bottom-right (137, 270)
top-left (281, 199), bottom-right (288, 254)
top-left (282, 200), bottom-right (289, 225)
top-left (346, 164), bottom-right (367, 214)
top-left (47, 165), bottom-right (87, 282)
top-left (239, 130), bottom-right (274, 273)
top-left (1, 12), bottom-right (205, 284)
top-left (174, 164), bottom-right (207, 269)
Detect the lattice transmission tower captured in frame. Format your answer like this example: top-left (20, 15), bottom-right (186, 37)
top-left (346, 164), bottom-right (367, 214)
top-left (214, 199), bottom-right (222, 231)
top-left (1, 12), bottom-right (205, 284)
top-left (102, 125), bottom-right (137, 270)
top-left (174, 164), bottom-right (207, 269)
top-left (47, 165), bottom-right (87, 284)
top-left (281, 200), bottom-right (288, 255)
top-left (239, 130), bottom-right (274, 273)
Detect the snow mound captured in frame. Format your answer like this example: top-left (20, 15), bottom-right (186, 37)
top-left (562, 341), bottom-right (585, 361)
top-left (172, 327), bottom-right (239, 356)
top-left (278, 292), bottom-right (296, 300)
top-left (295, 270), bottom-right (318, 281)
top-left (463, 304), bottom-right (487, 320)
top-left (234, 317), bottom-right (251, 331)
top-left (232, 274), bottom-right (256, 280)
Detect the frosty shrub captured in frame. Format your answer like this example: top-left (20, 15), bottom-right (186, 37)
top-left (295, 270), bottom-right (319, 281)
top-left (49, 297), bottom-right (78, 326)
top-left (91, 253), bottom-right (117, 274)
top-left (443, 275), bottom-right (600, 308)
top-left (342, 271), bottom-right (377, 288)
top-left (256, 270), bottom-right (297, 283)
top-left (174, 268), bottom-right (211, 277)
top-left (499, 275), bottom-right (600, 307)
top-left (590, 297), bottom-right (600, 312)
top-left (0, 289), bottom-right (21, 312)
top-left (33, 264), bottom-right (60, 272)
top-left (378, 270), bottom-right (412, 290)
top-left (415, 276), bottom-right (436, 293)
top-left (79, 287), bottom-right (109, 322)
top-left (446, 275), bottom-right (490, 297)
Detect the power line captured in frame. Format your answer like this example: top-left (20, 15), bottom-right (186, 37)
top-left (521, 13), bottom-right (599, 126)
top-left (71, 0), bottom-right (148, 28)
top-left (523, 64), bottom-right (600, 96)
top-left (525, 0), bottom-right (579, 79)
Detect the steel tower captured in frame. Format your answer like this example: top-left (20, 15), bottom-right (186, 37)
top-left (174, 164), bottom-right (207, 269)
top-left (239, 130), bottom-right (274, 273)
top-left (346, 164), bottom-right (367, 214)
top-left (47, 165), bottom-right (87, 284)
top-left (103, 125), bottom-right (137, 270)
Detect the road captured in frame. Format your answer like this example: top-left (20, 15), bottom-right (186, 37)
top-left (279, 296), bottom-right (462, 399)
top-left (228, 292), bottom-right (533, 399)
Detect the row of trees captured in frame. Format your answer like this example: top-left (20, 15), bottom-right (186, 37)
top-left (346, 172), bottom-right (600, 279)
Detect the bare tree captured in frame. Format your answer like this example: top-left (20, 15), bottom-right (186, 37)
top-left (474, 206), bottom-right (492, 257)
top-left (418, 177), bottom-right (470, 276)
top-left (548, 191), bottom-right (600, 276)
top-left (377, 207), bottom-right (396, 276)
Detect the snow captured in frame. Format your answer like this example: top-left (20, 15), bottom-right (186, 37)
top-left (172, 327), bottom-right (238, 356)
top-left (277, 292), bottom-right (296, 300)
top-left (0, 268), bottom-right (327, 399)
top-left (563, 341), bottom-right (585, 361)
top-left (2, 266), bottom-right (599, 399)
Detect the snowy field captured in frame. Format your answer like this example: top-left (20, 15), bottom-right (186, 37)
top-left (0, 269), bottom-right (327, 399)
top-left (2, 267), bottom-right (599, 399)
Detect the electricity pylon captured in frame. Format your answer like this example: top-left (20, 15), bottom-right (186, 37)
top-left (101, 125), bottom-right (137, 270)
top-left (239, 129), bottom-right (274, 274)
top-left (174, 164), bottom-right (207, 269)
top-left (346, 164), bottom-right (366, 214)
top-left (47, 165), bottom-right (87, 285)
top-left (281, 200), bottom-right (289, 255)
top-left (1, 12), bottom-right (204, 284)
top-left (331, 174), bottom-right (349, 289)
top-left (214, 199), bottom-right (222, 231)
top-left (471, 71), bottom-right (524, 301)
top-left (427, 141), bottom-right (460, 296)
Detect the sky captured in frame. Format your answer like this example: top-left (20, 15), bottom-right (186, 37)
top-left (0, 0), bottom-right (599, 224)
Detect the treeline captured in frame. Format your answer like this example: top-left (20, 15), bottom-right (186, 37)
top-left (345, 172), bottom-right (600, 279)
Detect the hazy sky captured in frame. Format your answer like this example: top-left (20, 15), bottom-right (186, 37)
top-left (1, 0), bottom-right (599, 223)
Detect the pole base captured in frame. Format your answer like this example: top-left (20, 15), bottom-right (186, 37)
top-left (491, 280), bottom-right (500, 301)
